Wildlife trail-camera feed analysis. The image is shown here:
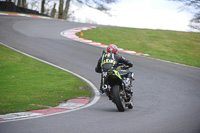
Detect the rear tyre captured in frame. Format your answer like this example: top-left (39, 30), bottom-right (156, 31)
top-left (112, 85), bottom-right (125, 112)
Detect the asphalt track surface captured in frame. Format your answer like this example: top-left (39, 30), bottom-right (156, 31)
top-left (0, 15), bottom-right (200, 133)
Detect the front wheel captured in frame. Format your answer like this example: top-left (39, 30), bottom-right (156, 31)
top-left (112, 85), bottom-right (125, 112)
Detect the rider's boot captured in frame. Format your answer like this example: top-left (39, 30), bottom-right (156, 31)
top-left (99, 88), bottom-right (104, 94)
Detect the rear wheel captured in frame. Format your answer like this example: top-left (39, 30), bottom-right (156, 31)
top-left (112, 85), bottom-right (125, 112)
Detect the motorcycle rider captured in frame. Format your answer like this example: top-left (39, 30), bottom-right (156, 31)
top-left (95, 44), bottom-right (133, 93)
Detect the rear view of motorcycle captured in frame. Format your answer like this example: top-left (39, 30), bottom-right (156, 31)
top-left (101, 64), bottom-right (135, 112)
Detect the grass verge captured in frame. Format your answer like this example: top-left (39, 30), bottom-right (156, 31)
top-left (0, 44), bottom-right (92, 115)
top-left (77, 27), bottom-right (200, 67)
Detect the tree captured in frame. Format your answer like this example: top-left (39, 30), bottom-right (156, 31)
top-left (16, 0), bottom-right (26, 7)
top-left (29, 0), bottom-right (40, 11)
top-left (170, 0), bottom-right (200, 30)
top-left (59, 0), bottom-right (118, 20)
top-left (73, 0), bottom-right (118, 11)
top-left (17, 0), bottom-right (21, 6)
top-left (58, 0), bottom-right (64, 19)
top-left (41, 0), bottom-right (45, 14)
top-left (63, 0), bottom-right (70, 20)
top-left (50, 3), bottom-right (57, 18)
top-left (22, 0), bottom-right (26, 8)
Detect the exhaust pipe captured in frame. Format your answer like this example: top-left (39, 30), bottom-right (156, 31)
top-left (103, 84), bottom-right (107, 90)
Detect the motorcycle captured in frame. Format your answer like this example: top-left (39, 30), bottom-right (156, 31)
top-left (101, 64), bottom-right (135, 112)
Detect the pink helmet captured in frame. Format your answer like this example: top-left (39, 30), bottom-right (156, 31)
top-left (107, 44), bottom-right (118, 54)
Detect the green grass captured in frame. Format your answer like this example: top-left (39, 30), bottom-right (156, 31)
top-left (77, 27), bottom-right (200, 67)
top-left (0, 44), bottom-right (92, 114)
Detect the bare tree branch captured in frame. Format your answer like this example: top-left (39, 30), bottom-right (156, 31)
top-left (169, 0), bottom-right (200, 30)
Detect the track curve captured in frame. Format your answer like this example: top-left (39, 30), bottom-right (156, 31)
top-left (0, 15), bottom-right (200, 133)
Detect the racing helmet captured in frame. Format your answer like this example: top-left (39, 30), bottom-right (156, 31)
top-left (107, 44), bottom-right (118, 54)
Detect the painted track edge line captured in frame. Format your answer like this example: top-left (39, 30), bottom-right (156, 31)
top-left (0, 42), bottom-right (100, 123)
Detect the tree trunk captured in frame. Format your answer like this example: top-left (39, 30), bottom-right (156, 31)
top-left (58, 0), bottom-right (64, 19)
top-left (17, 0), bottom-right (21, 7)
top-left (50, 3), bottom-right (57, 18)
top-left (22, 0), bottom-right (26, 8)
top-left (63, 0), bottom-right (71, 20)
top-left (41, 0), bottom-right (45, 14)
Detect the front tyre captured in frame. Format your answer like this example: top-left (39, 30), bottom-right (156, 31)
top-left (112, 85), bottom-right (125, 112)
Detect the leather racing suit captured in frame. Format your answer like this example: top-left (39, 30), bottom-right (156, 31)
top-left (95, 51), bottom-right (133, 93)
top-left (95, 52), bottom-right (133, 73)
